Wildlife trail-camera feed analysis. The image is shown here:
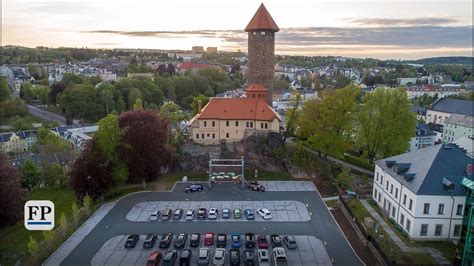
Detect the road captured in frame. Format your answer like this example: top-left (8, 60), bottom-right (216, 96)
top-left (27, 105), bottom-right (67, 126)
top-left (60, 183), bottom-right (363, 266)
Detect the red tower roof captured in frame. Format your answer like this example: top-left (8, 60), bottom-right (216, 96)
top-left (246, 83), bottom-right (268, 92)
top-left (245, 4), bottom-right (279, 32)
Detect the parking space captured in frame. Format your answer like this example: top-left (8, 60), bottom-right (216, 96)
top-left (91, 235), bottom-right (332, 266)
top-left (126, 200), bottom-right (311, 222)
top-left (258, 181), bottom-right (317, 191)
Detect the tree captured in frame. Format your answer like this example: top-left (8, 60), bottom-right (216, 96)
top-left (36, 85), bottom-right (51, 107)
top-left (11, 116), bottom-right (33, 131)
top-left (43, 163), bottom-right (67, 187)
top-left (19, 159), bottom-right (43, 190)
top-left (50, 82), bottom-right (66, 105)
top-left (36, 127), bottom-right (68, 154)
top-left (27, 236), bottom-right (39, 263)
top-left (118, 110), bottom-right (171, 183)
top-left (21, 82), bottom-right (35, 103)
top-left (335, 167), bottom-right (351, 190)
top-left (133, 98), bottom-right (143, 110)
top-left (59, 84), bottom-right (104, 121)
top-left (160, 102), bottom-right (186, 126)
top-left (355, 88), bottom-right (416, 163)
top-left (127, 87), bottom-right (142, 109)
top-left (299, 85), bottom-right (359, 158)
top-left (99, 88), bottom-right (115, 114)
top-left (273, 79), bottom-right (289, 90)
top-left (69, 138), bottom-right (114, 200)
top-left (334, 74), bottom-right (351, 89)
top-left (0, 77), bottom-right (10, 102)
top-left (191, 95), bottom-right (209, 115)
top-left (0, 153), bottom-right (26, 227)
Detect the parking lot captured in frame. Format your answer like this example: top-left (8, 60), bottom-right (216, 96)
top-left (126, 200), bottom-right (311, 222)
top-left (257, 181), bottom-right (316, 192)
top-left (91, 234), bottom-right (332, 266)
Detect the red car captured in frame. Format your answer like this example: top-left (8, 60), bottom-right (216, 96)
top-left (204, 232), bottom-right (214, 245)
top-left (257, 235), bottom-right (269, 249)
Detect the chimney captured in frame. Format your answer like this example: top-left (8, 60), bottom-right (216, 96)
top-left (467, 164), bottom-right (472, 176)
top-left (198, 99), bottom-right (202, 114)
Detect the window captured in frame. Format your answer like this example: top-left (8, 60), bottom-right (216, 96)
top-left (453, 224), bottom-right (461, 237)
top-left (400, 214), bottom-right (405, 227)
top-left (420, 224), bottom-right (428, 236)
top-left (250, 122), bottom-right (253, 127)
top-left (212, 121), bottom-right (215, 127)
top-left (390, 184), bottom-right (393, 194)
top-left (457, 204), bottom-right (463, 215)
top-left (391, 206), bottom-right (396, 218)
top-left (373, 189), bottom-right (377, 199)
top-left (406, 219), bottom-right (411, 232)
top-left (423, 203), bottom-right (430, 214)
top-left (383, 199), bottom-right (387, 209)
top-left (376, 172), bottom-right (379, 182)
top-left (204, 121), bottom-right (207, 127)
top-left (226, 133), bottom-right (229, 138)
top-left (196, 134), bottom-right (199, 139)
top-left (395, 188), bottom-right (398, 198)
top-left (226, 121), bottom-right (229, 126)
top-left (380, 175), bottom-right (383, 185)
top-left (207, 133), bottom-right (210, 137)
top-left (264, 123), bottom-right (268, 129)
top-left (260, 123), bottom-right (264, 129)
top-left (201, 134), bottom-right (204, 139)
top-left (246, 122), bottom-right (249, 127)
top-left (212, 133), bottom-right (215, 139)
top-left (235, 121), bottom-right (239, 126)
top-left (378, 192), bottom-right (381, 202)
top-left (403, 194), bottom-right (407, 205)
top-left (438, 204), bottom-right (444, 215)
top-left (434, 224), bottom-right (442, 236)
top-left (386, 181), bottom-right (389, 190)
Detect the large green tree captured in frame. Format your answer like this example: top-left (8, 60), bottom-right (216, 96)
top-left (191, 95), bottom-right (209, 115)
top-left (0, 77), bottom-right (10, 102)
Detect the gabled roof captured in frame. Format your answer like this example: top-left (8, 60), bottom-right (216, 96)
top-left (245, 4), bottom-right (279, 32)
top-left (445, 114), bottom-right (474, 128)
top-left (415, 123), bottom-right (436, 137)
top-left (430, 98), bottom-right (474, 116)
top-left (376, 144), bottom-right (473, 196)
top-left (190, 97), bottom-right (281, 123)
top-left (246, 83), bottom-right (268, 92)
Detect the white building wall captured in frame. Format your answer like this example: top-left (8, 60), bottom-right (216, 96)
top-left (426, 110), bottom-right (451, 125)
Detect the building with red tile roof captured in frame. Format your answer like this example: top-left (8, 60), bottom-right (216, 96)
top-left (245, 3), bottom-right (280, 32)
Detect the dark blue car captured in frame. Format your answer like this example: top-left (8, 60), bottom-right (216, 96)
top-left (231, 234), bottom-right (241, 248)
top-left (184, 184), bottom-right (204, 193)
top-left (244, 209), bottom-right (255, 220)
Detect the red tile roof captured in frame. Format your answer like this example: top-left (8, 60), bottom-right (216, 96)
top-left (194, 97), bottom-right (280, 121)
top-left (178, 62), bottom-right (214, 71)
top-left (246, 83), bottom-right (268, 92)
top-left (245, 4), bottom-right (279, 32)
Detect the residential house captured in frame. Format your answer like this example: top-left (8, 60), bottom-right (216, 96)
top-left (409, 123), bottom-right (436, 151)
top-left (177, 62), bottom-right (215, 74)
top-left (410, 106), bottom-right (427, 122)
top-left (426, 98), bottom-right (474, 125)
top-left (372, 144), bottom-right (473, 240)
top-left (0, 133), bottom-right (28, 153)
top-left (406, 85), bottom-right (461, 99)
top-left (126, 72), bottom-right (154, 80)
top-left (443, 114), bottom-right (473, 143)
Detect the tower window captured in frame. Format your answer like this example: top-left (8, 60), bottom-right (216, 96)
top-left (260, 31), bottom-right (266, 36)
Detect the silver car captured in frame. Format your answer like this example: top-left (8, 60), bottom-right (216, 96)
top-left (149, 210), bottom-right (160, 221)
top-left (212, 248), bottom-right (226, 265)
top-left (185, 209), bottom-right (195, 221)
top-left (257, 249), bottom-right (270, 266)
top-left (208, 208), bottom-right (218, 220)
top-left (197, 247), bottom-right (210, 265)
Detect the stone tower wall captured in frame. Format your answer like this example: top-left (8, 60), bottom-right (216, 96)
top-left (247, 31), bottom-right (275, 105)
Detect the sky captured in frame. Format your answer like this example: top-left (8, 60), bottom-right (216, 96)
top-left (2, 0), bottom-right (473, 59)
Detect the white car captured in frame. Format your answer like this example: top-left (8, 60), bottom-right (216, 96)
top-left (149, 210), bottom-right (160, 221)
top-left (185, 209), bottom-right (195, 221)
top-left (257, 249), bottom-right (270, 266)
top-left (212, 248), bottom-right (226, 265)
top-left (272, 247), bottom-right (288, 265)
top-left (208, 208), bottom-right (219, 220)
top-left (256, 208), bottom-right (272, 220)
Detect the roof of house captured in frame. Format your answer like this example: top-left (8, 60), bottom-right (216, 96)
top-left (410, 105), bottom-right (426, 116)
top-left (245, 4), bottom-right (279, 32)
top-left (178, 62), bottom-right (214, 71)
top-left (246, 83), bottom-right (268, 92)
top-left (190, 97), bottom-right (281, 123)
top-left (445, 114), bottom-right (474, 128)
top-left (376, 144), bottom-right (473, 196)
top-left (415, 123), bottom-right (436, 137)
top-left (426, 123), bottom-right (444, 133)
top-left (430, 98), bottom-right (474, 116)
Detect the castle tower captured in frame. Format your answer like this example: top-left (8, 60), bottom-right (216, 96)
top-left (245, 3), bottom-right (279, 106)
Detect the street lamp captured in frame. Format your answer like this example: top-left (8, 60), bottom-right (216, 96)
top-left (87, 176), bottom-right (92, 196)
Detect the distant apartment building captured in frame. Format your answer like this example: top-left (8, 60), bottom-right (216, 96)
top-left (0, 130), bottom-right (37, 153)
top-left (206, 47), bottom-right (218, 53)
top-left (426, 98), bottom-right (474, 125)
top-left (409, 123), bottom-right (436, 151)
top-left (177, 62), bottom-right (216, 74)
top-left (443, 114), bottom-right (473, 143)
top-left (192, 46), bottom-right (205, 53)
top-left (372, 144), bottom-right (473, 240)
top-left (127, 72), bottom-right (154, 80)
top-left (397, 78), bottom-right (418, 86)
top-left (406, 85), bottom-right (460, 99)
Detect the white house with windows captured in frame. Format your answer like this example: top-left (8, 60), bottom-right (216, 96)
top-left (372, 144), bottom-right (473, 240)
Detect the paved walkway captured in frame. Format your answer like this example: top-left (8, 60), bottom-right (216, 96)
top-left (361, 200), bottom-right (450, 265)
top-left (43, 203), bottom-right (116, 266)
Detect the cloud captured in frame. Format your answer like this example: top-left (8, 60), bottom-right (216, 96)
top-left (82, 30), bottom-right (241, 39)
top-left (345, 17), bottom-right (461, 27)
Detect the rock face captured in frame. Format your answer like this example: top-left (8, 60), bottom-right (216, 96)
top-left (170, 132), bottom-right (289, 173)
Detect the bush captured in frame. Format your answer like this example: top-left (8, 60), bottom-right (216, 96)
top-left (343, 154), bottom-right (374, 170)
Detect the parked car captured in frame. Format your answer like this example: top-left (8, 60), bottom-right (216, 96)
top-left (208, 208), bottom-right (218, 220)
top-left (257, 249), bottom-right (270, 266)
top-left (229, 249), bottom-right (241, 266)
top-left (174, 233), bottom-right (188, 249)
top-left (222, 208), bottom-right (231, 219)
top-left (179, 249), bottom-right (192, 266)
top-left (185, 183), bottom-right (204, 193)
top-left (257, 235), bottom-right (269, 249)
top-left (244, 233), bottom-right (255, 248)
top-left (162, 250), bottom-right (177, 266)
top-left (244, 249), bottom-right (255, 266)
top-left (173, 209), bottom-right (184, 220)
top-left (161, 209), bottom-right (172, 220)
top-left (248, 181), bottom-right (265, 192)
top-left (125, 234), bottom-right (139, 248)
top-left (270, 235), bottom-right (283, 247)
top-left (272, 247), bottom-right (288, 265)
top-left (244, 209), bottom-right (255, 220)
top-left (216, 233), bottom-right (227, 248)
top-left (233, 208), bottom-right (242, 219)
top-left (197, 247), bottom-right (210, 265)
top-left (283, 235), bottom-right (297, 249)
top-left (143, 233), bottom-right (158, 249)
top-left (149, 210), bottom-right (160, 221)
top-left (146, 251), bottom-right (162, 266)
top-left (190, 233), bottom-right (201, 247)
top-left (204, 232), bottom-right (214, 245)
top-left (159, 233), bottom-right (173, 248)
top-left (256, 208), bottom-right (272, 220)
top-left (185, 209), bottom-right (195, 221)
top-left (197, 208), bottom-right (207, 220)
top-left (231, 234), bottom-right (241, 248)
top-left (212, 248), bottom-right (226, 266)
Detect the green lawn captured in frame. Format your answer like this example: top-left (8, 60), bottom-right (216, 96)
top-left (0, 187), bottom-right (77, 266)
top-left (0, 114), bottom-right (46, 126)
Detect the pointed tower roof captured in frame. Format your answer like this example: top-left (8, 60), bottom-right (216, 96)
top-left (245, 3), bottom-right (279, 32)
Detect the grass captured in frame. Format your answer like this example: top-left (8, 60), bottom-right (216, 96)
top-left (325, 199), bottom-right (339, 208)
top-left (0, 114), bottom-right (46, 126)
top-left (345, 198), bottom-right (436, 265)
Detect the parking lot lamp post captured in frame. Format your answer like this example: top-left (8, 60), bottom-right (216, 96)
top-left (87, 176), bottom-right (91, 197)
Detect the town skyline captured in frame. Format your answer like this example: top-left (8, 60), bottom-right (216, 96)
top-left (2, 0), bottom-right (473, 60)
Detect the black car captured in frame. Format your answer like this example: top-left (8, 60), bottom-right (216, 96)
top-left (184, 184), bottom-right (204, 193)
top-left (159, 233), bottom-right (173, 248)
top-left (244, 249), bottom-right (255, 266)
top-left (270, 234), bottom-right (283, 247)
top-left (174, 233), bottom-right (188, 249)
top-left (197, 208), bottom-right (207, 220)
top-left (248, 181), bottom-right (265, 192)
top-left (216, 233), bottom-right (227, 248)
top-left (190, 233), bottom-right (201, 247)
top-left (173, 209), bottom-right (184, 220)
top-left (179, 249), bottom-right (192, 266)
top-left (162, 250), bottom-right (177, 266)
top-left (244, 233), bottom-right (255, 248)
top-left (125, 234), bottom-right (139, 248)
top-left (143, 233), bottom-right (158, 249)
top-left (229, 249), bottom-right (241, 266)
